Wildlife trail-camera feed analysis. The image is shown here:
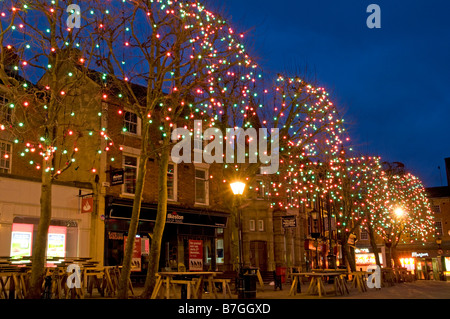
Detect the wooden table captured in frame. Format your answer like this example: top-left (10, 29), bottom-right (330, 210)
top-left (0, 267), bottom-right (29, 299)
top-left (0, 258), bottom-right (126, 299)
top-left (349, 271), bottom-right (368, 293)
top-left (151, 272), bottom-right (221, 300)
top-left (289, 272), bottom-right (349, 297)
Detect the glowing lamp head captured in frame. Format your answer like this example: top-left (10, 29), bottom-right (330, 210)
top-left (230, 181), bottom-right (246, 195)
top-left (394, 207), bottom-right (405, 219)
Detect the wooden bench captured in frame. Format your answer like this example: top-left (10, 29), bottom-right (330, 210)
top-left (211, 278), bottom-right (233, 298)
top-left (214, 271), bottom-right (238, 293)
top-left (170, 279), bottom-right (199, 299)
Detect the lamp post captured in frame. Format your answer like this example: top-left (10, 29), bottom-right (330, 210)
top-left (230, 181), bottom-right (246, 274)
top-left (310, 208), bottom-right (321, 269)
top-left (387, 207), bottom-right (405, 268)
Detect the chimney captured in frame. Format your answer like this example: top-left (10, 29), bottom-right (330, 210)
top-left (445, 158), bottom-right (450, 187)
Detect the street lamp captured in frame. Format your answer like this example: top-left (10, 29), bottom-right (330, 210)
top-left (230, 181), bottom-right (246, 196)
top-left (385, 207), bottom-right (405, 268)
top-left (394, 207), bottom-right (405, 219)
top-left (309, 208), bottom-right (321, 269)
top-left (230, 181), bottom-right (246, 274)
top-left (310, 208), bottom-right (320, 238)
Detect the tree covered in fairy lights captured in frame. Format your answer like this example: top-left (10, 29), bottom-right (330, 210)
top-left (246, 75), bottom-right (347, 208)
top-left (0, 0), bottom-right (437, 299)
top-left (91, 0), bottom-right (259, 298)
top-left (203, 72), bottom-right (347, 270)
top-left (0, 0), bottom-right (106, 299)
top-left (366, 164), bottom-right (435, 267)
top-left (327, 153), bottom-right (387, 271)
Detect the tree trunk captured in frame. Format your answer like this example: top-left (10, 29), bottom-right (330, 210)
top-left (340, 234), bottom-right (356, 272)
top-left (391, 244), bottom-right (401, 268)
top-left (141, 147), bottom-right (170, 298)
top-left (384, 242), bottom-right (393, 268)
top-left (117, 133), bottom-right (149, 299)
top-left (367, 223), bottom-right (382, 267)
top-left (27, 164), bottom-right (52, 299)
top-left (343, 243), bottom-right (356, 272)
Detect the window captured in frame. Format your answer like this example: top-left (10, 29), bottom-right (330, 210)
top-left (123, 111), bottom-right (140, 135)
top-left (435, 221), bottom-right (443, 236)
top-left (0, 95), bottom-right (12, 123)
top-left (167, 163), bottom-right (177, 201)
top-left (123, 155), bottom-right (138, 195)
top-left (255, 180), bottom-right (266, 199)
top-left (0, 141), bottom-right (12, 173)
top-left (431, 205), bottom-right (441, 214)
top-left (258, 220), bottom-right (264, 232)
top-left (249, 220), bottom-right (256, 232)
top-left (360, 230), bottom-right (369, 241)
top-left (195, 168), bottom-right (208, 205)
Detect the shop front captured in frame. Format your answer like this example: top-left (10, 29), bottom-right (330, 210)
top-left (9, 217), bottom-right (79, 260)
top-left (0, 178), bottom-right (92, 260)
top-left (354, 247), bottom-right (384, 272)
top-left (304, 239), bottom-right (328, 270)
top-left (104, 197), bottom-right (229, 280)
top-left (397, 249), bottom-right (447, 280)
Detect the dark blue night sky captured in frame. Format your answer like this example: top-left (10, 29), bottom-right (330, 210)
top-left (209, 0), bottom-right (450, 187)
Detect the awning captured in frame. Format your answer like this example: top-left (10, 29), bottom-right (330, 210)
top-left (106, 197), bottom-right (228, 228)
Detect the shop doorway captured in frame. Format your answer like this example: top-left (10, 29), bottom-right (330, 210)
top-left (250, 241), bottom-right (268, 271)
top-left (416, 258), bottom-right (440, 280)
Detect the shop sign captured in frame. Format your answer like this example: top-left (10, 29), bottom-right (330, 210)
top-left (10, 223), bottom-right (33, 258)
top-left (167, 212), bottom-right (184, 224)
top-left (47, 226), bottom-right (67, 258)
top-left (189, 240), bottom-right (203, 271)
top-left (412, 252), bottom-right (429, 258)
top-left (81, 196), bottom-right (94, 214)
top-left (111, 169), bottom-right (125, 186)
top-left (108, 232), bottom-right (124, 240)
top-left (282, 216), bottom-right (297, 228)
top-left (124, 236), bottom-right (142, 272)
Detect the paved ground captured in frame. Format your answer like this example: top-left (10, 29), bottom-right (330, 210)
top-left (126, 279), bottom-right (450, 300)
top-left (257, 280), bottom-right (450, 299)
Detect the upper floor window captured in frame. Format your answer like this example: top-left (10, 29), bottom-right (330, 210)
top-left (167, 163), bottom-right (177, 201)
top-left (123, 111), bottom-right (141, 136)
top-left (255, 179), bottom-right (266, 199)
top-left (195, 167), bottom-right (209, 205)
top-left (0, 95), bottom-right (12, 123)
top-left (123, 155), bottom-right (138, 195)
top-left (431, 205), bottom-right (441, 214)
top-left (360, 230), bottom-right (369, 241)
top-left (249, 220), bottom-right (256, 232)
top-left (0, 141), bottom-right (12, 173)
top-left (435, 221), bottom-right (443, 237)
top-left (258, 220), bottom-right (264, 232)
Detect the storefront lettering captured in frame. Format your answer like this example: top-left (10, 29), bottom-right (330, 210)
top-left (108, 232), bottom-right (124, 240)
top-left (412, 252), bottom-right (429, 258)
top-left (167, 212), bottom-right (184, 224)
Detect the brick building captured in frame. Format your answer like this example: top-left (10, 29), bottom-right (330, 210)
top-left (0, 58), bottom-right (233, 275)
